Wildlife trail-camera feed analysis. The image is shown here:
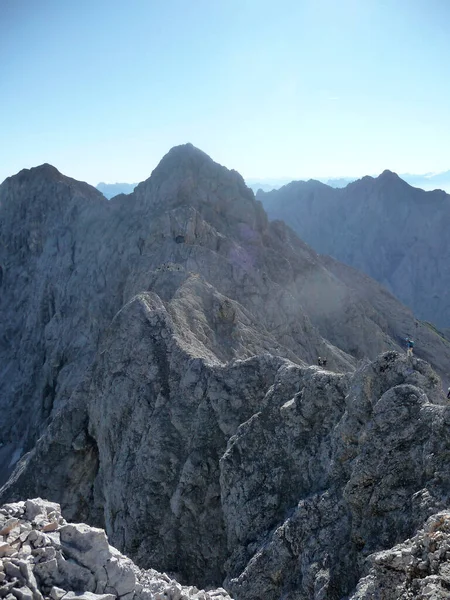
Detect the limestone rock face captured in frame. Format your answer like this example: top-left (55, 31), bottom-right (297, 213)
top-left (2, 146), bottom-right (450, 599)
top-left (0, 144), bottom-right (419, 483)
top-left (0, 498), bottom-right (232, 600)
top-left (0, 148), bottom-right (353, 481)
top-left (222, 352), bottom-right (450, 599)
top-left (1, 146), bottom-right (449, 482)
top-left (0, 165), bottom-right (120, 485)
top-left (257, 172), bottom-right (450, 328)
top-left (350, 512), bottom-right (450, 599)
top-left (4, 340), bottom-right (450, 598)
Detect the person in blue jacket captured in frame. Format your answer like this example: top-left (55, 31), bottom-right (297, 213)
top-left (406, 337), bottom-right (415, 356)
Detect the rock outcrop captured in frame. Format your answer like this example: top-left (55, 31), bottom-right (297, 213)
top-left (350, 512), bottom-right (450, 599)
top-left (221, 351), bottom-right (449, 599)
top-left (4, 337), bottom-right (450, 599)
top-left (2, 147), bottom-right (449, 485)
top-left (2, 146), bottom-right (450, 599)
top-left (257, 172), bottom-right (450, 328)
top-left (0, 498), bottom-right (232, 600)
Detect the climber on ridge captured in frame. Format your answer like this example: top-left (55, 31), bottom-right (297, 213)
top-left (406, 337), bottom-right (415, 357)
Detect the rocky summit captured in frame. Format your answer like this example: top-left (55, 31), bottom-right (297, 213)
top-left (1, 145), bottom-right (450, 599)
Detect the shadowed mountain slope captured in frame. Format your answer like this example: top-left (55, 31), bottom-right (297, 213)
top-left (2, 146), bottom-right (450, 599)
top-left (258, 172), bottom-right (450, 328)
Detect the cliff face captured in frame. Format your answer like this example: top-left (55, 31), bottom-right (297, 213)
top-left (3, 337), bottom-right (450, 599)
top-left (6, 495), bottom-right (450, 600)
top-left (223, 352), bottom-right (449, 599)
top-left (2, 146), bottom-right (450, 599)
top-left (257, 172), bottom-right (450, 328)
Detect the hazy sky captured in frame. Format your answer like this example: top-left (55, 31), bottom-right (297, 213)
top-left (1, 0), bottom-right (449, 185)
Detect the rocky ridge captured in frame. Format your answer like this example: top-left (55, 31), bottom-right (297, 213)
top-left (2, 146), bottom-right (450, 599)
top-left (2, 146), bottom-right (450, 488)
top-left (4, 341), bottom-right (450, 599)
top-left (257, 173), bottom-right (450, 328)
top-left (0, 498), bottom-right (231, 600)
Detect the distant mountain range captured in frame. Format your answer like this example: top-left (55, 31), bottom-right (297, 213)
top-left (257, 170), bottom-right (450, 328)
top-left (245, 177), bottom-right (354, 193)
top-left (97, 171), bottom-right (450, 199)
top-left (246, 171), bottom-right (450, 194)
top-left (96, 181), bottom-right (137, 198)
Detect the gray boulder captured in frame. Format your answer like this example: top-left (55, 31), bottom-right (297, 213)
top-left (0, 499), bottom-right (232, 600)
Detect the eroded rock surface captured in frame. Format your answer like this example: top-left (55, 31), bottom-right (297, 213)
top-left (2, 146), bottom-right (450, 599)
top-left (4, 346), bottom-right (450, 599)
top-left (2, 145), bottom-right (450, 486)
top-left (350, 512), bottom-right (450, 599)
top-left (0, 498), bottom-right (232, 600)
top-left (222, 351), bottom-right (450, 599)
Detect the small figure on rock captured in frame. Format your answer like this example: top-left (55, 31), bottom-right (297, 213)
top-left (317, 357), bottom-right (327, 368)
top-left (406, 337), bottom-right (415, 357)
top-left (447, 387), bottom-right (450, 400)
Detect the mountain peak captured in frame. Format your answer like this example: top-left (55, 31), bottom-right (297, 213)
top-left (32, 163), bottom-right (61, 175)
top-left (152, 143), bottom-right (212, 174)
top-left (346, 170), bottom-right (404, 191)
top-left (133, 144), bottom-right (254, 216)
top-left (6, 163), bottom-right (63, 185)
top-left (377, 169), bottom-right (402, 183)
top-left (1, 162), bottom-right (104, 207)
top-left (133, 144), bottom-right (220, 196)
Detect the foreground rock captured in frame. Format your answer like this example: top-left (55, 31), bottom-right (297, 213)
top-left (350, 512), bottom-right (450, 599)
top-left (5, 496), bottom-right (450, 600)
top-left (0, 498), bottom-right (232, 600)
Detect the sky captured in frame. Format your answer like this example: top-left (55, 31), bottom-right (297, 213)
top-left (1, 0), bottom-right (450, 185)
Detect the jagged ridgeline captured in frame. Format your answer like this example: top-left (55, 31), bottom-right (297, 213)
top-left (1, 145), bottom-right (450, 599)
top-left (257, 173), bottom-right (450, 329)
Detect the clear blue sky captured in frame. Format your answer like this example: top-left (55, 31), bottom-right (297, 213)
top-left (1, 0), bottom-right (449, 185)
